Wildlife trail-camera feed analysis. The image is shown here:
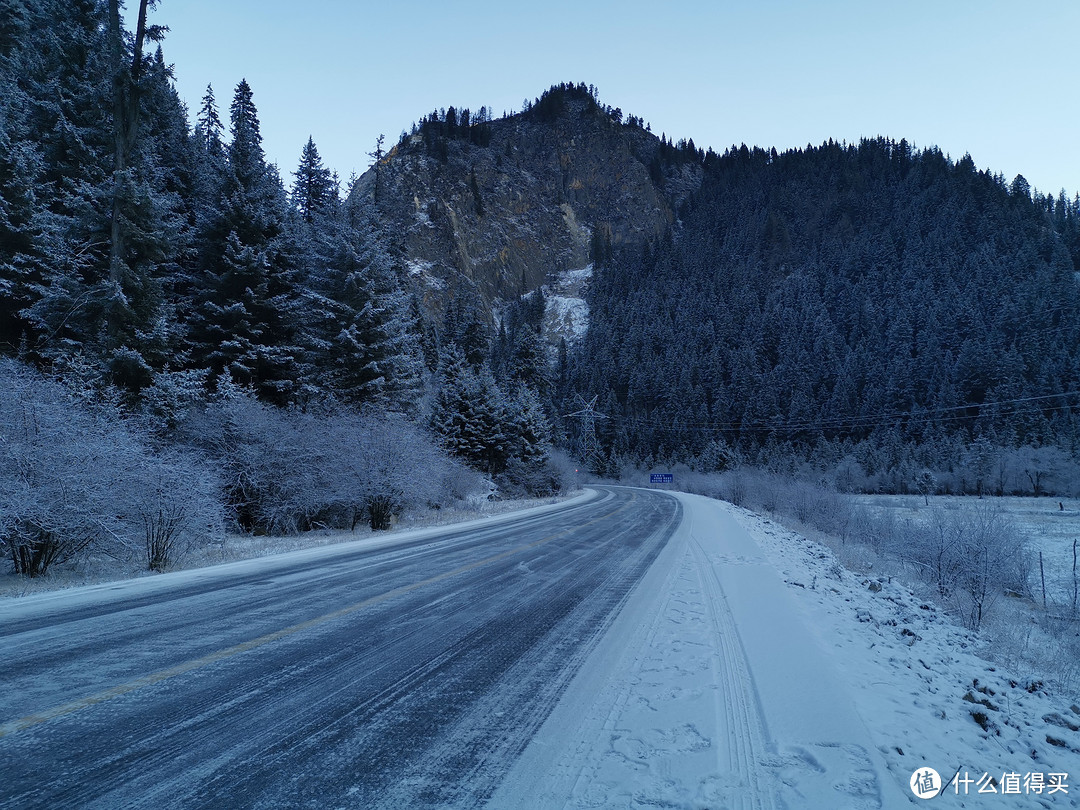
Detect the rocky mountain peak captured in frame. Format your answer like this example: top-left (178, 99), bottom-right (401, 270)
top-left (350, 83), bottom-right (704, 329)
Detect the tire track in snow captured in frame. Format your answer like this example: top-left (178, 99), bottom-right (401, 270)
top-left (688, 533), bottom-right (778, 810)
top-left (491, 494), bottom-right (783, 810)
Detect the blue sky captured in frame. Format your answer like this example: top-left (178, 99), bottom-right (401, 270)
top-left (154, 0), bottom-right (1080, 198)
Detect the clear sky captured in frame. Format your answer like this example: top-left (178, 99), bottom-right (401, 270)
top-left (153, 0), bottom-right (1080, 198)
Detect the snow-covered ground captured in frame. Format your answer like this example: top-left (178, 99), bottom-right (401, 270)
top-left (491, 491), bottom-right (1080, 808)
top-left (853, 495), bottom-right (1080, 606)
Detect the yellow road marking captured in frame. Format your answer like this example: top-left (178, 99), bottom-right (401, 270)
top-left (0, 494), bottom-right (632, 739)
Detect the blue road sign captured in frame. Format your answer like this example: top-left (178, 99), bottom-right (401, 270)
top-left (650, 473), bottom-right (673, 484)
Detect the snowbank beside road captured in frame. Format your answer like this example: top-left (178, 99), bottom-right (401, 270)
top-left (492, 490), bottom-right (1080, 808)
top-left (741, 502), bottom-right (1080, 809)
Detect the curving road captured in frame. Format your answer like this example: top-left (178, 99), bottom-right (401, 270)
top-left (0, 487), bottom-right (681, 809)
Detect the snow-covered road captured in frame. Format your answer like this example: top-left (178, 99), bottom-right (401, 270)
top-left (5, 487), bottom-right (1073, 808)
top-left (490, 490), bottom-right (910, 809)
top-left (0, 488), bottom-right (681, 808)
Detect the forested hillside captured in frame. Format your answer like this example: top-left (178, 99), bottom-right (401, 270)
top-left (358, 82), bottom-right (698, 312)
top-left (0, 2), bottom-right (571, 578)
top-left (3, 1), bottom-right (1080, 583)
top-left (574, 140), bottom-right (1080, 492)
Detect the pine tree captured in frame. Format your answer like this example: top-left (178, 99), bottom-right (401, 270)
top-left (187, 79), bottom-right (299, 403)
top-left (292, 136), bottom-right (334, 223)
top-left (191, 83), bottom-right (226, 213)
top-left (0, 0), bottom-right (44, 354)
top-left (511, 383), bottom-right (551, 468)
top-left (104, 46), bottom-right (194, 388)
top-left (196, 83), bottom-right (224, 153)
top-left (508, 325), bottom-right (549, 396)
top-left (20, 0), bottom-right (122, 377)
top-left (442, 298), bottom-right (489, 368)
top-left (368, 134), bottom-right (385, 206)
top-left (292, 191), bottom-right (423, 410)
top-left (431, 348), bottom-right (510, 475)
top-left (324, 237), bottom-right (394, 404)
top-left (0, 1), bottom-right (190, 394)
top-left (106, 0), bottom-right (167, 287)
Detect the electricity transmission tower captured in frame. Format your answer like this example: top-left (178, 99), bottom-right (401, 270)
top-left (565, 395), bottom-right (607, 472)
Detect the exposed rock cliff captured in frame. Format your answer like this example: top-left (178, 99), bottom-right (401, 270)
top-left (350, 85), bottom-right (703, 326)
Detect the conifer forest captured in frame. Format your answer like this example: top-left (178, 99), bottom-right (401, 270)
top-left (3, 2), bottom-right (1080, 576)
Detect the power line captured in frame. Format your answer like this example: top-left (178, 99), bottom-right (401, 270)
top-left (599, 389), bottom-right (1080, 439)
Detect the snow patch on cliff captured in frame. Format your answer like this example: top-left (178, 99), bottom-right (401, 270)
top-left (406, 258), bottom-right (446, 290)
top-left (542, 264), bottom-right (592, 348)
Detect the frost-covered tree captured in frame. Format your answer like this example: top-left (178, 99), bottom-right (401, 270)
top-left (0, 359), bottom-right (221, 576)
top-left (915, 469), bottom-right (936, 505)
top-left (187, 79), bottom-right (301, 403)
top-left (507, 325), bottom-right (549, 397)
top-left (294, 196), bottom-right (423, 409)
top-left (292, 136), bottom-right (335, 223)
top-left (431, 348), bottom-right (510, 475)
top-left (499, 383), bottom-right (555, 494)
top-left (196, 83), bottom-right (224, 153)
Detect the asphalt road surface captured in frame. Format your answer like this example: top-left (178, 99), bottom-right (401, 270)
top-left (0, 486), bottom-right (682, 809)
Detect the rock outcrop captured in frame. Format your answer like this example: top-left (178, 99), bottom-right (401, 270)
top-left (350, 85), bottom-right (703, 325)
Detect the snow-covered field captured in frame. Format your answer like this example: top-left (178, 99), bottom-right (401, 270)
top-left (749, 502), bottom-right (1080, 807)
top-left (493, 491), bottom-right (1080, 808)
top-left (853, 495), bottom-right (1080, 606)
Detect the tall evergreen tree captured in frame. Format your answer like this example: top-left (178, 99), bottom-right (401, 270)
top-left (290, 186), bottom-right (423, 410)
top-left (509, 383), bottom-right (552, 473)
top-left (0, 0), bottom-right (44, 354)
top-left (431, 348), bottom-right (510, 475)
top-left (187, 79), bottom-right (299, 403)
top-left (106, 0), bottom-right (166, 287)
top-left (292, 136), bottom-right (334, 223)
top-left (196, 83), bottom-right (223, 153)
top-left (21, 0), bottom-right (118, 373)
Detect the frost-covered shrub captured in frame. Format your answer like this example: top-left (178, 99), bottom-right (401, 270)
top-left (892, 503), bottom-right (1030, 631)
top-left (720, 469), bottom-right (747, 506)
top-left (1, 363), bottom-right (111, 575)
top-left (950, 504), bottom-right (1030, 630)
top-left (833, 455), bottom-right (868, 493)
top-left (790, 481), bottom-right (820, 524)
top-left (178, 389), bottom-right (313, 534)
top-left (544, 449), bottom-right (581, 494)
top-left (178, 387), bottom-right (484, 534)
top-left (331, 413), bottom-right (469, 530)
top-left (0, 359), bottom-right (222, 576)
top-left (123, 449), bottom-right (222, 571)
